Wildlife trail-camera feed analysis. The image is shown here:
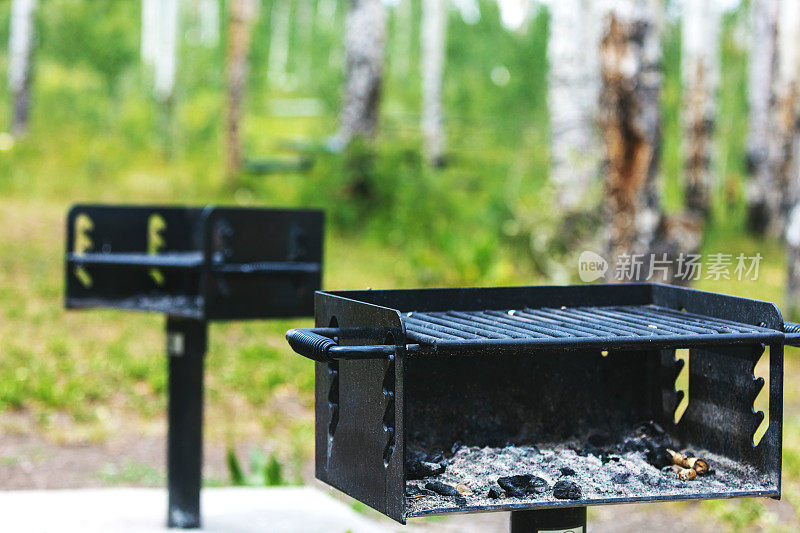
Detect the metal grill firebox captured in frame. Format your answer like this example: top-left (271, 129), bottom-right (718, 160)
top-left (287, 283), bottom-right (797, 530)
top-left (65, 204), bottom-right (323, 529)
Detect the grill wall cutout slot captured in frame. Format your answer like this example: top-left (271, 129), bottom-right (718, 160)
top-left (674, 348), bottom-right (689, 423)
top-left (752, 345), bottom-right (770, 446)
top-left (73, 213), bottom-right (93, 288)
top-left (147, 213), bottom-right (166, 286)
top-left (327, 316), bottom-right (339, 438)
top-left (382, 333), bottom-right (396, 467)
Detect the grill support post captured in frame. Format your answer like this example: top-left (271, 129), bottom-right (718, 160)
top-left (166, 316), bottom-right (207, 529)
top-left (509, 508), bottom-right (587, 533)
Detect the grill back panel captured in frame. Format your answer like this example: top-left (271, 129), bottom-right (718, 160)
top-left (406, 349), bottom-right (661, 451)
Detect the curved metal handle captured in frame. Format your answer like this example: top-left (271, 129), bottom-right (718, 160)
top-left (784, 321), bottom-right (800, 347)
top-left (286, 328), bottom-right (398, 362)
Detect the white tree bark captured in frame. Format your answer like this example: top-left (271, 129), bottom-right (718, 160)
top-left (335, 0), bottom-right (387, 146)
top-left (747, 0), bottom-right (779, 233)
top-left (682, 0), bottom-right (721, 217)
top-left (452, 0), bottom-right (481, 24)
top-left (779, 1), bottom-right (800, 312)
top-left (198, 0), bottom-right (220, 47)
top-left (786, 203), bottom-right (800, 315)
top-left (421, 0), bottom-right (448, 166)
top-left (548, 0), bottom-right (602, 213)
top-left (8, 0), bottom-right (37, 136)
top-left (153, 0), bottom-right (180, 102)
top-left (768, 0), bottom-right (800, 238)
top-left (268, 0), bottom-right (292, 88)
top-left (141, 0), bottom-right (158, 64)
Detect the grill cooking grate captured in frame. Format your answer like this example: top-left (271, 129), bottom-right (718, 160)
top-left (403, 304), bottom-right (774, 349)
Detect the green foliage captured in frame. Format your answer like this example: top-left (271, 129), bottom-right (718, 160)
top-left (226, 447), bottom-right (288, 487)
top-left (226, 448), bottom-right (247, 486)
top-left (95, 460), bottom-right (164, 485)
top-left (39, 1), bottom-right (139, 92)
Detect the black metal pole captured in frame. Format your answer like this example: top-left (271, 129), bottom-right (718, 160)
top-left (510, 507), bottom-right (587, 533)
top-left (166, 316), bottom-right (207, 529)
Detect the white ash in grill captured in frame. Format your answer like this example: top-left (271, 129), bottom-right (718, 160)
top-left (405, 428), bottom-right (771, 514)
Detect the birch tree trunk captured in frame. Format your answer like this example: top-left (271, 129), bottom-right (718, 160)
top-left (198, 0), bottom-right (220, 47)
top-left (548, 0), bottom-right (602, 213)
top-left (787, 205), bottom-right (800, 316)
top-left (768, 0), bottom-right (800, 238)
top-left (600, 0), bottom-right (700, 282)
top-left (335, 0), bottom-right (387, 147)
top-left (153, 0), bottom-right (179, 103)
top-left (226, 0), bottom-right (255, 178)
top-left (682, 0), bottom-right (721, 218)
top-left (141, 0), bottom-right (158, 64)
top-left (746, 0), bottom-right (779, 233)
top-left (421, 0), bottom-right (448, 166)
top-left (779, 1), bottom-right (800, 314)
top-left (267, 0), bottom-right (291, 89)
top-left (8, 0), bottom-right (37, 137)
top-left (600, 0), bottom-right (661, 257)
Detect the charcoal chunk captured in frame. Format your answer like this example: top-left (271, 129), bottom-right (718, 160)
top-left (645, 444), bottom-right (673, 469)
top-left (497, 475), bottom-right (549, 497)
top-left (553, 480), bottom-right (582, 500)
top-left (573, 444), bottom-right (602, 457)
top-left (619, 440), bottom-right (642, 454)
top-left (611, 472), bottom-right (630, 484)
top-left (427, 450), bottom-right (447, 464)
top-left (487, 486), bottom-right (504, 499)
top-left (528, 476), bottom-right (549, 494)
top-left (497, 475), bottom-right (531, 497)
top-left (559, 467), bottom-right (576, 476)
top-left (406, 485), bottom-right (435, 497)
top-left (406, 460), bottom-right (446, 480)
top-left (425, 481), bottom-right (461, 498)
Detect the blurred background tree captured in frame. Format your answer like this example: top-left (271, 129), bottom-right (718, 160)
top-left (7, 0), bottom-right (36, 137)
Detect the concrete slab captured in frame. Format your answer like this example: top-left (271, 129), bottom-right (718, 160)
top-left (0, 487), bottom-right (395, 533)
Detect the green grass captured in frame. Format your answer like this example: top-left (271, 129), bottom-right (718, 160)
top-left (94, 460), bottom-right (164, 486)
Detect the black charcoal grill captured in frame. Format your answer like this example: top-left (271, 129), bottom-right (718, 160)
top-left (65, 204), bottom-right (323, 528)
top-left (286, 283), bottom-right (799, 531)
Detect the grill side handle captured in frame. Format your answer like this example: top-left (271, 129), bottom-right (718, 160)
top-left (286, 328), bottom-right (401, 362)
top-left (784, 321), bottom-right (800, 347)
